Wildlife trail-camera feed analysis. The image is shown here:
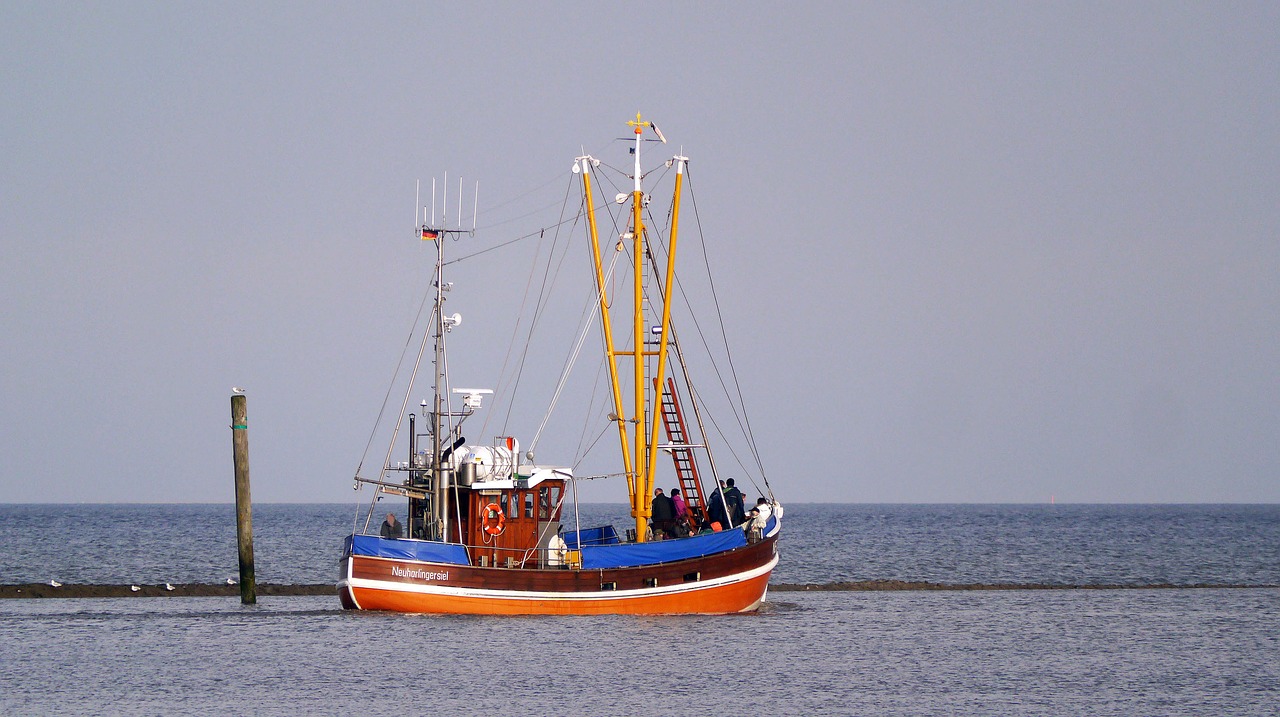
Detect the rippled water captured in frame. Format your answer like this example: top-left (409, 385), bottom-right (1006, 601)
top-left (780, 503), bottom-right (1280, 585)
top-left (1, 589), bottom-right (1275, 715)
top-left (3, 503), bottom-right (1277, 714)
top-left (2, 503), bottom-right (1277, 586)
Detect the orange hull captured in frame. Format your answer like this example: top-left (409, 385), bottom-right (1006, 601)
top-left (343, 567), bottom-right (772, 615)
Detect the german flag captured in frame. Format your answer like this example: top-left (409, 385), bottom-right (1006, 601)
top-left (421, 228), bottom-right (439, 241)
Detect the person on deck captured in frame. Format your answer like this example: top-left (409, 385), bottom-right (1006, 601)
top-left (650, 488), bottom-right (677, 539)
top-left (381, 512), bottom-right (403, 539)
top-left (671, 488), bottom-right (690, 537)
top-left (671, 488), bottom-right (689, 520)
top-left (747, 497), bottom-right (773, 532)
top-left (724, 479), bottom-right (747, 526)
top-left (706, 481), bottom-right (728, 530)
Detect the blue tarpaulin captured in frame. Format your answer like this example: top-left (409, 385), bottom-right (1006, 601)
top-left (562, 525), bottom-right (621, 550)
top-left (346, 534), bottom-right (471, 565)
top-left (580, 528), bottom-right (748, 569)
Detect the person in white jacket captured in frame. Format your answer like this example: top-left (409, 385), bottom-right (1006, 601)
top-left (747, 498), bottom-right (773, 532)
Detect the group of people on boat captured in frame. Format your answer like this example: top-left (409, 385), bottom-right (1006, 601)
top-left (649, 478), bottom-right (772, 540)
top-left (649, 487), bottom-right (687, 538)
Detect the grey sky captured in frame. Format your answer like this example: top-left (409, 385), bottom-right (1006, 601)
top-left (2, 3), bottom-right (1277, 504)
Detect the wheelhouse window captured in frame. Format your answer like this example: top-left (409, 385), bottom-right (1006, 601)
top-left (539, 485), bottom-right (563, 521)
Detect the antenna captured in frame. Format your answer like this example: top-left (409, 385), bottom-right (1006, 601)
top-left (415, 180), bottom-right (420, 230)
top-left (423, 175), bottom-right (481, 233)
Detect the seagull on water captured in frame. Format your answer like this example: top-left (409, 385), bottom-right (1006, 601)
top-left (48, 579), bottom-right (62, 588)
top-left (226, 577), bottom-right (237, 585)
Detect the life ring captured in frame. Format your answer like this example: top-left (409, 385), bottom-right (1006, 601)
top-left (481, 502), bottom-right (506, 536)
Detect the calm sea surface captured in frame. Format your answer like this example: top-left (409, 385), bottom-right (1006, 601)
top-left (1, 504), bottom-right (1277, 714)
top-left (1, 503), bottom-right (1277, 586)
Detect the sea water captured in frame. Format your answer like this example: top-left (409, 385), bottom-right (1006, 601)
top-left (1, 504), bottom-right (1277, 714)
top-left (1, 589), bottom-right (1275, 715)
top-left (2, 503), bottom-right (1277, 586)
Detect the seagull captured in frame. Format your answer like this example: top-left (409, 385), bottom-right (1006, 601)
top-left (130, 585), bottom-right (141, 592)
top-left (231, 386), bottom-right (246, 394)
top-left (226, 577), bottom-right (237, 585)
top-left (48, 579), bottom-right (62, 588)
top-left (164, 583), bottom-right (175, 591)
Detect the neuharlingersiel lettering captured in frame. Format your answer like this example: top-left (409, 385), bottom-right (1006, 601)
top-left (391, 565), bottom-right (449, 581)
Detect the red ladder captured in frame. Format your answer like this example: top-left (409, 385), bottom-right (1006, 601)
top-left (654, 377), bottom-right (708, 531)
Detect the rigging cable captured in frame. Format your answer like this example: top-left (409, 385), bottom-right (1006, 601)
top-left (573, 411), bottom-right (615, 472)
top-left (447, 139), bottom-right (631, 267)
top-left (352, 284), bottom-right (437, 482)
top-left (356, 291), bottom-right (440, 535)
top-left (663, 253), bottom-right (763, 484)
top-left (444, 214), bottom-right (572, 266)
top-left (687, 165), bottom-right (773, 496)
top-left (572, 354), bottom-right (609, 465)
top-left (478, 225), bottom-right (550, 442)
top-left (494, 168), bottom-right (633, 443)
top-left (637, 170), bottom-right (766, 493)
top-left (497, 182), bottom-right (577, 437)
top-left (528, 250), bottom-right (623, 452)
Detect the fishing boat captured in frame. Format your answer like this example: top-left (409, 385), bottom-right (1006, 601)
top-left (338, 115), bottom-right (781, 615)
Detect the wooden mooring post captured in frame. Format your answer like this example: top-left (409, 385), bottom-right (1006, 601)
top-left (230, 391), bottom-right (257, 604)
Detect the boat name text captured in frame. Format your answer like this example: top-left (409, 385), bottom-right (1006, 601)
top-left (391, 565), bottom-right (449, 581)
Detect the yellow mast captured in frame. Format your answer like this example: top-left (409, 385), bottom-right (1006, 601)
top-left (580, 114), bottom-right (672, 542)
top-left (577, 156), bottom-right (635, 499)
top-left (626, 113), bottom-right (649, 540)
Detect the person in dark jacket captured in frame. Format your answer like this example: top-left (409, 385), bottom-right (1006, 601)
top-left (706, 480), bottom-right (728, 529)
top-left (650, 488), bottom-right (677, 539)
top-left (380, 512), bottom-right (403, 539)
top-left (724, 479), bottom-right (747, 526)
